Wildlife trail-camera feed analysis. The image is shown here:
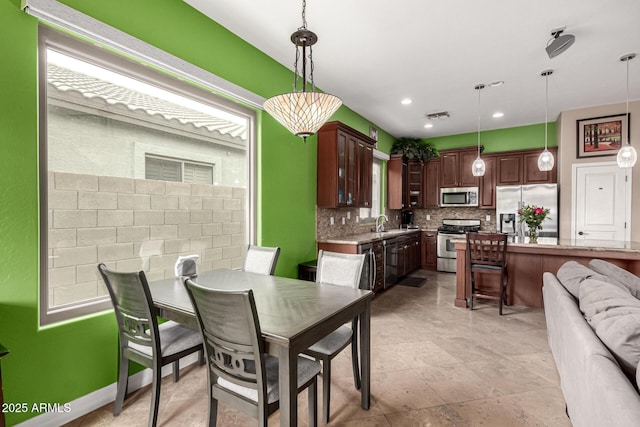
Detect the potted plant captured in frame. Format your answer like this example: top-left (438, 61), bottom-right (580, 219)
top-left (390, 137), bottom-right (438, 162)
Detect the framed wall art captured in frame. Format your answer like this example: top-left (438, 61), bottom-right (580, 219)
top-left (577, 113), bottom-right (629, 158)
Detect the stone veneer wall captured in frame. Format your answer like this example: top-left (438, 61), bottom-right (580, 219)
top-left (317, 206), bottom-right (495, 240)
top-left (48, 171), bottom-right (246, 307)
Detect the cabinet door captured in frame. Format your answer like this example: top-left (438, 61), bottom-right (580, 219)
top-left (426, 234), bottom-right (437, 270)
top-left (359, 141), bottom-right (373, 207)
top-left (336, 131), bottom-right (348, 205)
top-left (387, 155), bottom-right (406, 210)
top-left (479, 156), bottom-right (496, 209)
top-left (406, 159), bottom-right (424, 208)
top-left (523, 151), bottom-right (556, 184)
top-left (497, 154), bottom-right (522, 185)
top-left (345, 133), bottom-right (358, 206)
top-left (440, 152), bottom-right (459, 187)
top-left (424, 160), bottom-right (440, 208)
top-left (459, 150), bottom-right (480, 188)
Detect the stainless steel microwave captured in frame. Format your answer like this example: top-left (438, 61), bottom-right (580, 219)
top-left (440, 186), bottom-right (479, 207)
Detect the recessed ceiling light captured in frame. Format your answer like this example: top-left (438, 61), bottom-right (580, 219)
top-left (401, 98), bottom-right (412, 105)
top-left (489, 81), bottom-right (504, 87)
top-left (424, 123), bottom-right (434, 128)
top-left (493, 112), bottom-right (504, 118)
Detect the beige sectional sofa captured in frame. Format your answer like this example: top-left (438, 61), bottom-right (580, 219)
top-left (542, 259), bottom-right (640, 427)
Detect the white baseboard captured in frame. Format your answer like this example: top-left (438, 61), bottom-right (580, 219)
top-left (16, 353), bottom-right (201, 427)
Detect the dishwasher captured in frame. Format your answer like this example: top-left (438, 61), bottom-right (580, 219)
top-left (383, 237), bottom-right (398, 288)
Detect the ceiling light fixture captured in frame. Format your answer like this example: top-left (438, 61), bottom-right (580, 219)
top-left (263, 0), bottom-right (342, 141)
top-left (424, 123), bottom-right (434, 129)
top-left (472, 84), bottom-right (486, 177)
top-left (538, 69), bottom-right (555, 171)
top-left (489, 81), bottom-right (504, 87)
top-left (493, 112), bottom-right (504, 118)
top-left (546, 27), bottom-right (575, 59)
top-left (401, 98), bottom-right (413, 105)
top-left (617, 53), bottom-right (637, 168)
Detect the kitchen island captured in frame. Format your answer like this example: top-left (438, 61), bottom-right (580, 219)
top-left (454, 238), bottom-right (640, 309)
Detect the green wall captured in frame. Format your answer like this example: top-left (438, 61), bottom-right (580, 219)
top-left (0, 0), bottom-right (392, 424)
top-left (425, 122), bottom-right (557, 153)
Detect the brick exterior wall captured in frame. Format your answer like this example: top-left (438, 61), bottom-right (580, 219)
top-left (47, 171), bottom-right (246, 307)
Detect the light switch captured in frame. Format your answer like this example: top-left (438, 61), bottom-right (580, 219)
top-left (426, 214), bottom-right (431, 221)
top-left (341, 217), bottom-right (346, 225)
top-left (485, 215), bottom-right (491, 222)
top-left (347, 212), bottom-right (351, 219)
top-left (330, 217), bottom-right (334, 225)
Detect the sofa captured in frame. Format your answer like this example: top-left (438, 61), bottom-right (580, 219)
top-left (542, 259), bottom-right (640, 427)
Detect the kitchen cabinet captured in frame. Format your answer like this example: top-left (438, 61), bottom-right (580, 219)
top-left (478, 156), bottom-right (496, 209)
top-left (371, 240), bottom-right (385, 292)
top-left (496, 147), bottom-right (557, 186)
top-left (406, 159), bottom-right (424, 208)
top-left (398, 233), bottom-right (421, 278)
top-left (424, 159), bottom-right (440, 208)
top-left (439, 147), bottom-right (480, 188)
top-left (317, 121), bottom-right (376, 208)
top-left (387, 154), bottom-right (407, 209)
top-left (421, 231), bottom-right (437, 270)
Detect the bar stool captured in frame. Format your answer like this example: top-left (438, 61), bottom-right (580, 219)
top-left (466, 232), bottom-right (509, 315)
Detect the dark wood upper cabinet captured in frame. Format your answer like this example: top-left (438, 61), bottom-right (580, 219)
top-left (478, 156), bottom-right (496, 209)
top-left (497, 154), bottom-right (523, 185)
top-left (496, 147), bottom-right (557, 186)
top-left (439, 147), bottom-right (480, 188)
top-left (387, 154), bottom-right (407, 210)
top-left (317, 121), bottom-right (376, 208)
top-left (523, 150), bottom-right (557, 184)
top-left (439, 152), bottom-right (459, 187)
top-left (424, 159), bottom-right (440, 208)
top-left (406, 159), bottom-right (425, 208)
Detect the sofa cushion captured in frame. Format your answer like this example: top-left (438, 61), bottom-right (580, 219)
top-left (589, 259), bottom-right (640, 299)
top-left (579, 278), bottom-right (640, 380)
top-left (637, 359), bottom-right (640, 393)
top-left (556, 261), bottom-right (607, 298)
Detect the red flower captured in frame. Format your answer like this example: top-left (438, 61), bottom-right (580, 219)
top-left (534, 207), bottom-right (543, 215)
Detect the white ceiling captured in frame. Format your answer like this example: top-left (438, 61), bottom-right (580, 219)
top-left (185, 0), bottom-right (640, 139)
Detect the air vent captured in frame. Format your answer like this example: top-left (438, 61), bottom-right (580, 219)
top-left (426, 111), bottom-right (450, 120)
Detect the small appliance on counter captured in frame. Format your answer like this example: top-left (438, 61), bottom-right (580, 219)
top-left (401, 210), bottom-right (418, 229)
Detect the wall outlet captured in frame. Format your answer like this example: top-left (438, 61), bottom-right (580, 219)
top-left (341, 217), bottom-right (346, 225)
top-left (356, 215), bottom-right (359, 223)
top-left (330, 217), bottom-right (334, 225)
top-left (485, 215), bottom-right (491, 222)
top-left (426, 214), bottom-right (431, 221)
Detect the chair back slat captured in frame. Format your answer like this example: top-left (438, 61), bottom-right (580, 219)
top-left (243, 245), bottom-right (281, 276)
top-left (316, 250), bottom-right (366, 289)
top-left (185, 280), bottom-right (266, 396)
top-left (466, 232), bottom-right (508, 267)
top-left (98, 263), bottom-right (159, 350)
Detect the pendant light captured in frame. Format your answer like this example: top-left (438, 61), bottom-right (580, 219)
top-left (538, 69), bottom-right (555, 171)
top-left (263, 0), bottom-right (342, 141)
top-left (472, 84), bottom-right (486, 177)
top-left (617, 53), bottom-right (637, 168)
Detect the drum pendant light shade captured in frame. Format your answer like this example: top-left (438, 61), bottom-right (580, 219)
top-left (263, 0), bottom-right (342, 141)
top-left (617, 53), bottom-right (637, 168)
top-left (472, 84), bottom-right (486, 177)
top-left (538, 70), bottom-right (555, 171)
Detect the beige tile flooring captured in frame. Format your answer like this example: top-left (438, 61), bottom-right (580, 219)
top-left (65, 270), bottom-right (571, 426)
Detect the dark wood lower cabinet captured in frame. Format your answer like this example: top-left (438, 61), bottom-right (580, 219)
top-left (421, 231), bottom-right (437, 270)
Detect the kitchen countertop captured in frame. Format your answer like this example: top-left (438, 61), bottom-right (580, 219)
top-left (452, 236), bottom-right (640, 253)
top-left (318, 228), bottom-right (424, 245)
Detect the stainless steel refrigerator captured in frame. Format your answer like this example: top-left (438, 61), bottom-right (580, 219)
top-left (496, 184), bottom-right (558, 240)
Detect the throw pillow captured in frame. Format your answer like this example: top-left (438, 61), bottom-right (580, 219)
top-left (556, 261), bottom-right (607, 299)
top-left (579, 278), bottom-right (640, 380)
top-left (589, 259), bottom-right (640, 299)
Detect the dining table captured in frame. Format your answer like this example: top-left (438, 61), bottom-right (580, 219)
top-left (148, 268), bottom-right (374, 427)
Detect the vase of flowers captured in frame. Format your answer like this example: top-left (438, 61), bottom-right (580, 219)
top-left (518, 205), bottom-right (550, 244)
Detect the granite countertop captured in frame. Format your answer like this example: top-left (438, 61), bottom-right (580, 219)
top-left (318, 228), bottom-right (423, 245)
top-left (452, 235), bottom-right (640, 253)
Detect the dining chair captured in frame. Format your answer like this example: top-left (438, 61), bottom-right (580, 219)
top-left (184, 279), bottom-right (321, 427)
top-left (466, 232), bottom-right (509, 315)
top-left (97, 263), bottom-right (203, 427)
top-left (304, 250), bottom-right (366, 424)
top-left (242, 244), bottom-right (281, 275)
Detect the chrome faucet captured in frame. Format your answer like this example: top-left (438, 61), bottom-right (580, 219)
top-left (375, 214), bottom-right (389, 232)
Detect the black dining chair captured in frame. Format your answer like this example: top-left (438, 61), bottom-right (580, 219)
top-left (466, 232), bottom-right (509, 315)
top-left (97, 263), bottom-right (203, 427)
top-left (303, 250), bottom-right (366, 423)
top-left (184, 279), bottom-right (321, 426)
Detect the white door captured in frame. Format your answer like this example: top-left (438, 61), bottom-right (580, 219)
top-left (573, 162), bottom-right (630, 242)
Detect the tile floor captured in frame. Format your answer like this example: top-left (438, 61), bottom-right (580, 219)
top-left (65, 270), bottom-right (571, 426)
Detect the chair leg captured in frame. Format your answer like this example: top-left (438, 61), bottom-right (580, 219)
top-left (308, 378), bottom-right (317, 427)
top-left (499, 271), bottom-right (507, 316)
top-left (469, 271), bottom-right (475, 310)
top-left (199, 348), bottom-right (205, 365)
top-left (113, 355), bottom-right (129, 416)
top-left (208, 396), bottom-right (218, 427)
top-left (173, 360), bottom-right (180, 382)
top-left (322, 358), bottom-right (331, 424)
top-left (148, 361), bottom-right (162, 427)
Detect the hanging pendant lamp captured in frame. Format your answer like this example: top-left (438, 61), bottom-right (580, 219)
top-left (538, 69), bottom-right (555, 171)
top-left (472, 84), bottom-right (486, 177)
top-left (263, 0), bottom-right (342, 141)
top-left (617, 53), bottom-right (637, 168)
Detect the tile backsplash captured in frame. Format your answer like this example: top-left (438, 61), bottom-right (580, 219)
top-left (317, 206), bottom-right (496, 240)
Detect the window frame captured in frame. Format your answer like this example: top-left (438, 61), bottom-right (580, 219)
top-left (38, 26), bottom-right (257, 325)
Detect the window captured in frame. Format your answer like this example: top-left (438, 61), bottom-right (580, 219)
top-left (145, 156), bottom-right (214, 184)
top-left (39, 27), bottom-right (256, 325)
top-left (360, 156), bottom-right (385, 221)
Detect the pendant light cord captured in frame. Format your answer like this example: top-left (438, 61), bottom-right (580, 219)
top-left (477, 85), bottom-right (481, 157)
top-left (626, 58), bottom-right (630, 146)
top-left (545, 72), bottom-right (549, 150)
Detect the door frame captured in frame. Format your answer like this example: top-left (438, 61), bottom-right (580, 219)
top-left (571, 160), bottom-right (632, 242)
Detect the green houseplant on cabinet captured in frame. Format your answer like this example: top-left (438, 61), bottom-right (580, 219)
top-left (388, 138), bottom-right (439, 209)
top-left (390, 137), bottom-right (438, 162)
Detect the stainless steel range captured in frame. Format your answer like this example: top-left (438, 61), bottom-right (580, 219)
top-left (436, 219), bottom-right (481, 273)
